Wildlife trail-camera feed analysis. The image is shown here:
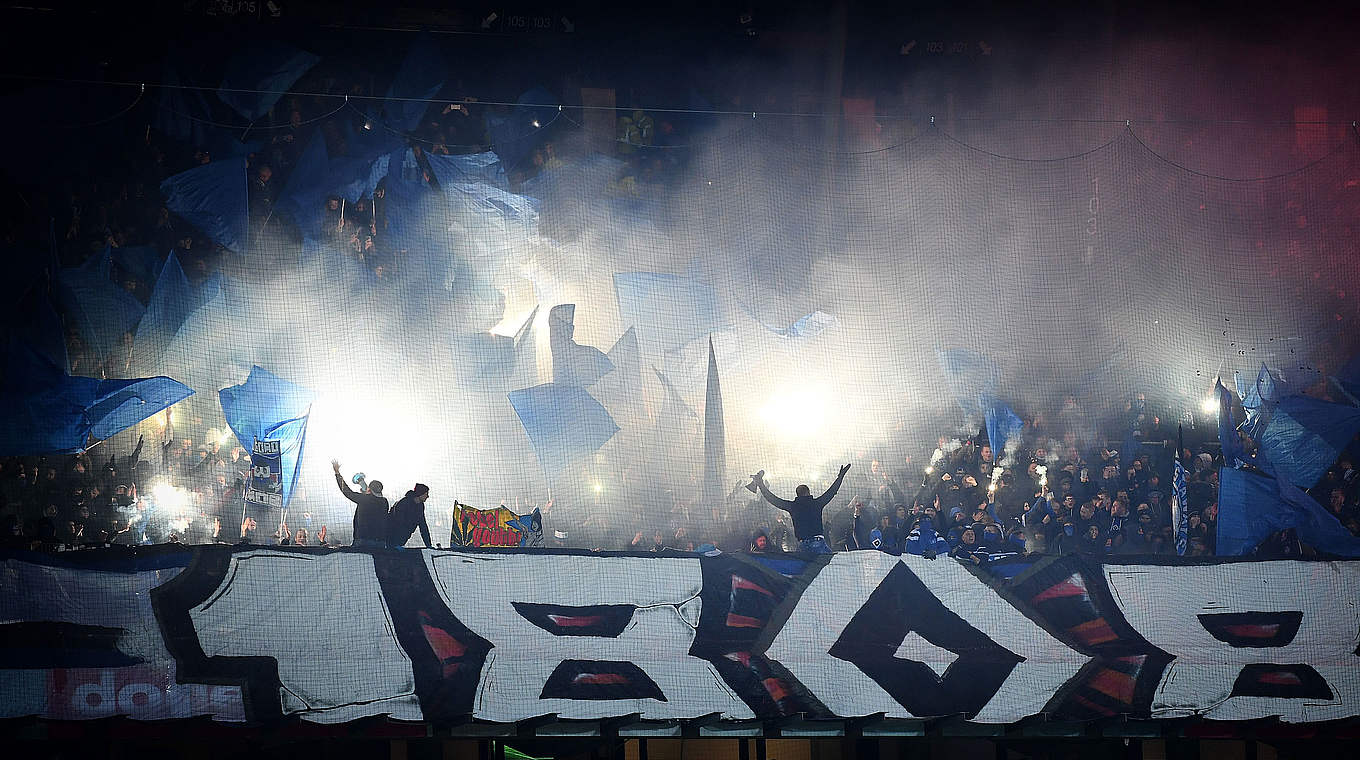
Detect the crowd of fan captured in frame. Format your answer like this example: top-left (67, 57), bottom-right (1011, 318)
top-left (5, 389), bottom-right (1360, 560)
top-left (612, 396), bottom-right (1360, 561)
top-left (6, 66), bottom-right (1360, 560)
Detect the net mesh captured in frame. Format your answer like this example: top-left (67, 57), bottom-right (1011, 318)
top-left (26, 111), bottom-right (1360, 550)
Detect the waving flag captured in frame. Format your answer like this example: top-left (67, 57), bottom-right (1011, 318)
top-left (383, 36), bottom-right (445, 131)
top-left (508, 383), bottom-right (618, 478)
top-left (161, 159), bottom-right (248, 252)
top-left (0, 339), bottom-right (192, 455)
top-left (702, 337), bottom-right (727, 510)
top-left (55, 247), bottom-right (146, 366)
top-left (1258, 395), bottom-right (1360, 490)
top-left (1217, 466), bottom-right (1360, 557)
top-left (614, 272), bottom-right (727, 353)
top-left (982, 395), bottom-right (1024, 456)
top-left (216, 41), bottom-right (320, 122)
top-left (1172, 427), bottom-right (1189, 556)
top-left (936, 348), bottom-right (1000, 420)
top-left (548, 304), bottom-right (613, 387)
top-left (1217, 378), bottom-right (1244, 468)
top-left (219, 367), bottom-right (315, 510)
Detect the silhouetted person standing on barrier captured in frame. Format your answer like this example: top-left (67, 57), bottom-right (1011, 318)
top-left (332, 460), bottom-right (387, 547)
top-left (389, 484), bottom-right (433, 549)
top-left (748, 463), bottom-right (851, 554)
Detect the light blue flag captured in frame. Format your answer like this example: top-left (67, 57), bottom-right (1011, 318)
top-left (614, 272), bottom-right (728, 353)
top-left (0, 339), bottom-right (192, 455)
top-left (508, 383), bottom-right (619, 478)
top-left (1217, 466), bottom-right (1360, 557)
top-left (1217, 378), bottom-right (1245, 468)
top-left (548, 304), bottom-right (613, 387)
top-left (982, 395), bottom-right (1024, 456)
top-left (219, 367), bottom-right (316, 510)
top-left (110, 245), bottom-right (163, 288)
top-left (935, 348), bottom-right (1000, 420)
top-left (216, 41), bottom-right (320, 122)
top-left (1240, 363), bottom-right (1280, 440)
top-left (161, 159), bottom-right (248, 252)
top-left (383, 37), bottom-right (445, 131)
top-left (1259, 395), bottom-right (1360, 490)
top-left (132, 253), bottom-right (220, 373)
top-left (425, 151), bottom-right (508, 190)
top-left (778, 310), bottom-right (840, 340)
top-left (55, 247), bottom-right (146, 366)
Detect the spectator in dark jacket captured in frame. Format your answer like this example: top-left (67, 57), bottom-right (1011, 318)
top-left (332, 460), bottom-right (387, 547)
top-left (389, 483), bottom-right (433, 549)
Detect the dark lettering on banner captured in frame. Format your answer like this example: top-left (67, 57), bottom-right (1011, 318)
top-left (1198, 611), bottom-right (1304, 648)
top-left (511, 602), bottom-right (636, 638)
top-left (1231, 663), bottom-right (1334, 700)
top-left (998, 555), bottom-right (1172, 720)
top-left (828, 563), bottom-right (1023, 718)
top-left (2, 548), bottom-right (1356, 725)
top-left (540, 659), bottom-right (667, 701)
top-left (692, 554), bottom-right (832, 718)
top-left (369, 552), bottom-right (494, 725)
top-left (149, 547), bottom-right (287, 722)
top-left (244, 439), bottom-right (283, 509)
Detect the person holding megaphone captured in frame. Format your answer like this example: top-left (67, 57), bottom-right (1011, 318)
top-left (332, 460), bottom-right (388, 548)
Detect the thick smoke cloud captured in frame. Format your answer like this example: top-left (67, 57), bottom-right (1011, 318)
top-left (104, 24), bottom-right (1360, 547)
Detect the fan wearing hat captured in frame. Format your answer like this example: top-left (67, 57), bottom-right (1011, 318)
top-left (389, 483), bottom-right (433, 549)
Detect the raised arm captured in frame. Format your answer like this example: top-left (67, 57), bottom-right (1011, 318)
top-left (813, 463), bottom-right (852, 509)
top-left (753, 476), bottom-right (795, 512)
top-left (332, 460), bottom-right (360, 504)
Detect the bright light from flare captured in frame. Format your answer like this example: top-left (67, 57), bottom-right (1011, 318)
top-left (152, 482), bottom-right (186, 510)
top-left (306, 393), bottom-right (436, 497)
top-left (988, 483), bottom-right (997, 493)
top-left (592, 482), bottom-right (603, 494)
top-left (1200, 396), bottom-right (1218, 415)
top-left (759, 385), bottom-right (831, 439)
top-left (924, 466), bottom-right (934, 474)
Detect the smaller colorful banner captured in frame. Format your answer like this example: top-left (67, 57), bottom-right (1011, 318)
top-left (244, 438), bottom-right (283, 509)
top-left (450, 503), bottom-right (543, 548)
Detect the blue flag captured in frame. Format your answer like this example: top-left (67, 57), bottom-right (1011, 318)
top-left (614, 272), bottom-right (727, 353)
top-left (277, 132), bottom-right (331, 235)
top-left (508, 383), bottom-right (619, 477)
top-left (935, 348), bottom-right (1000, 420)
top-left (425, 151), bottom-right (508, 190)
top-left (982, 395), bottom-right (1024, 456)
top-left (55, 247), bottom-right (146, 366)
top-left (132, 253), bottom-right (221, 374)
top-left (216, 41), bottom-right (320, 122)
top-left (486, 86), bottom-right (558, 170)
top-left (4, 277), bottom-right (67, 371)
top-left (548, 304), bottom-right (613, 387)
top-left (0, 339), bottom-right (193, 455)
top-left (1258, 395), bottom-right (1360, 490)
top-left (161, 159), bottom-right (248, 252)
top-left (1217, 378), bottom-right (1244, 467)
top-left (1217, 466), bottom-right (1360, 557)
top-left (219, 367), bottom-right (315, 510)
top-left (1240, 363), bottom-right (1280, 440)
top-left (110, 245), bottom-right (164, 289)
top-left (87, 376), bottom-right (196, 441)
top-left (383, 37), bottom-right (444, 132)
